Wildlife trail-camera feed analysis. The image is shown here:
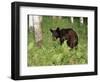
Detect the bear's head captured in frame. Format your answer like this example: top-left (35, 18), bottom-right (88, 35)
top-left (50, 27), bottom-right (60, 40)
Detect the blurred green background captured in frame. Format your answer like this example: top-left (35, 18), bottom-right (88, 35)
top-left (28, 16), bottom-right (88, 66)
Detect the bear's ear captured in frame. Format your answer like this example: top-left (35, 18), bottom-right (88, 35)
top-left (56, 27), bottom-right (60, 31)
top-left (50, 29), bottom-right (53, 32)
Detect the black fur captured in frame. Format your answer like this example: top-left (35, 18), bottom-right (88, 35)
top-left (50, 27), bottom-right (78, 48)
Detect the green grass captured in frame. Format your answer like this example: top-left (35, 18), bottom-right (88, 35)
top-left (28, 16), bottom-right (88, 66)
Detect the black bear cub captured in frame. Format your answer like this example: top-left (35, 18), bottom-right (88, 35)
top-left (50, 27), bottom-right (78, 48)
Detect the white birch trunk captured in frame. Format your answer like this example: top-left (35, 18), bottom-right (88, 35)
top-left (71, 17), bottom-right (74, 23)
top-left (29, 15), bottom-right (34, 32)
top-left (80, 17), bottom-right (84, 24)
top-left (33, 16), bottom-right (43, 47)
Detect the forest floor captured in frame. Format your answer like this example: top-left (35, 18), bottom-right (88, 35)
top-left (28, 16), bottom-right (88, 66)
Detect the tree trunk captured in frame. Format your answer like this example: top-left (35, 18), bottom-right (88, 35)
top-left (80, 17), bottom-right (84, 24)
top-left (29, 15), bottom-right (34, 32)
top-left (71, 17), bottom-right (74, 23)
top-left (33, 16), bottom-right (43, 48)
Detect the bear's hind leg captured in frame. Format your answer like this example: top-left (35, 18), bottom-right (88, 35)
top-left (67, 41), bottom-right (74, 49)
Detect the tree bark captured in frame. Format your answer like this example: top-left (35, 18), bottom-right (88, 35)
top-left (33, 16), bottom-right (43, 48)
top-left (80, 17), bottom-right (84, 24)
top-left (71, 17), bottom-right (74, 23)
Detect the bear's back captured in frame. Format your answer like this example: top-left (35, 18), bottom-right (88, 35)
top-left (60, 28), bottom-right (74, 36)
top-left (60, 28), bottom-right (78, 46)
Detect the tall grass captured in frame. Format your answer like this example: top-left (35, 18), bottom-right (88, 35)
top-left (28, 16), bottom-right (88, 66)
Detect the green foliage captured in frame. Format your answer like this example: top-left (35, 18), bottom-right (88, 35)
top-left (28, 16), bottom-right (88, 66)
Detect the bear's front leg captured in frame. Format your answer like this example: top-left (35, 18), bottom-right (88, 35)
top-left (60, 38), bottom-right (64, 45)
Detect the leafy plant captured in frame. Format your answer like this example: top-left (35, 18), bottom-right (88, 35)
top-left (28, 16), bottom-right (88, 66)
